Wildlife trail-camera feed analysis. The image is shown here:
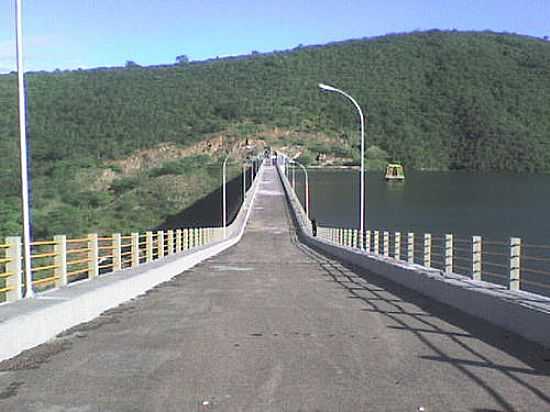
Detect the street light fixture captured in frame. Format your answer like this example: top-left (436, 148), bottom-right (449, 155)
top-left (319, 83), bottom-right (366, 247)
top-left (15, 0), bottom-right (33, 298)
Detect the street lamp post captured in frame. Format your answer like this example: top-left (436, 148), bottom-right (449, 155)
top-left (319, 83), bottom-right (366, 247)
top-left (222, 156), bottom-right (230, 239)
top-left (15, 0), bottom-right (33, 298)
top-left (242, 163), bottom-right (246, 202)
top-left (223, 155), bottom-right (249, 239)
top-left (291, 160), bottom-right (309, 219)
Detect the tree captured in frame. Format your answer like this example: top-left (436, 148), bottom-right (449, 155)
top-left (176, 55), bottom-right (190, 65)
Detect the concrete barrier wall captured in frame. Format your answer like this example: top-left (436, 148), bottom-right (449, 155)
top-left (276, 165), bottom-right (550, 348)
top-left (0, 165), bottom-right (265, 362)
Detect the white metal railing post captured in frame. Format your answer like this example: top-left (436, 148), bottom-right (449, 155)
top-left (157, 231), bottom-right (165, 258)
top-left (88, 233), bottom-right (99, 279)
top-left (176, 229), bottom-right (182, 253)
top-left (146, 231), bottom-right (153, 262)
top-left (113, 233), bottom-right (122, 272)
top-left (510, 237), bottom-right (521, 291)
top-left (394, 232), bottom-right (401, 260)
top-left (407, 233), bottom-right (414, 264)
top-left (424, 233), bottom-right (432, 267)
top-left (445, 234), bottom-right (453, 274)
top-left (374, 231), bottom-right (380, 255)
top-left (473, 236), bottom-right (482, 281)
top-left (167, 230), bottom-right (174, 255)
top-left (6, 236), bottom-right (23, 302)
top-left (131, 233), bottom-right (139, 268)
top-left (53, 235), bottom-right (67, 287)
top-left (366, 230), bottom-right (371, 253)
top-left (383, 231), bottom-right (389, 257)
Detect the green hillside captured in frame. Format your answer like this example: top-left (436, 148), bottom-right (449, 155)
top-left (1, 30), bottom-right (550, 237)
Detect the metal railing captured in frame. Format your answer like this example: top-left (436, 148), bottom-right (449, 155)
top-left (277, 162), bottom-right (550, 298)
top-left (0, 227), bottom-right (224, 304)
top-left (316, 226), bottom-right (550, 297)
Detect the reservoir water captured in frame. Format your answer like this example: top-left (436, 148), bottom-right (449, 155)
top-left (293, 169), bottom-right (550, 244)
top-left (292, 169), bottom-right (550, 296)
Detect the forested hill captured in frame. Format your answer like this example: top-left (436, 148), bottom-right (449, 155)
top-left (1, 30), bottom-right (550, 237)
top-left (2, 30), bottom-right (550, 173)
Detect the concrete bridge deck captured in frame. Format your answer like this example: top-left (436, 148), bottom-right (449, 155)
top-left (1, 167), bottom-right (549, 411)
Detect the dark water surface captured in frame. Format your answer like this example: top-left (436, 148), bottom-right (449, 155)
top-left (292, 169), bottom-right (550, 296)
top-left (294, 169), bottom-right (550, 244)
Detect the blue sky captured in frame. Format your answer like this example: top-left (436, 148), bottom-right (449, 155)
top-left (0, 0), bottom-right (548, 73)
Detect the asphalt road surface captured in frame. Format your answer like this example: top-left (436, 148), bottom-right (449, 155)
top-left (1, 167), bottom-right (549, 411)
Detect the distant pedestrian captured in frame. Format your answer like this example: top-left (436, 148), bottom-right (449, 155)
top-left (311, 218), bottom-right (317, 237)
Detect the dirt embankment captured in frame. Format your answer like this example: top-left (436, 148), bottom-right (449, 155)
top-left (91, 127), bottom-right (347, 191)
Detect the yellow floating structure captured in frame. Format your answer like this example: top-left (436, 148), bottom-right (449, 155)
top-left (384, 163), bottom-right (405, 181)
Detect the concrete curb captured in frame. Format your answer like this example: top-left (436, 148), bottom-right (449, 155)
top-left (0, 165), bottom-right (265, 362)
top-left (276, 165), bottom-right (550, 348)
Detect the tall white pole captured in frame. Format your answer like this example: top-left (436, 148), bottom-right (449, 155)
top-left (15, 0), bottom-right (33, 298)
top-left (222, 157), bottom-right (228, 239)
top-left (319, 83), bottom-right (366, 247)
top-left (242, 164), bottom-right (246, 202)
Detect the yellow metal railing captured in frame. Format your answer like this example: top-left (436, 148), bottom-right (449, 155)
top-left (1, 226), bottom-right (224, 303)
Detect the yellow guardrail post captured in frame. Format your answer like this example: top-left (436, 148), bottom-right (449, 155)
top-left (6, 236), bottom-right (22, 302)
top-left (113, 233), bottom-right (122, 272)
top-left (54, 235), bottom-right (67, 287)
top-left (88, 233), bottom-right (99, 279)
top-left (176, 229), bottom-right (182, 253)
top-left (394, 232), bottom-right (401, 260)
top-left (183, 229), bottom-right (189, 250)
top-left (424, 233), bottom-right (432, 267)
top-left (167, 230), bottom-right (174, 255)
top-left (193, 228), bottom-right (198, 248)
top-left (131, 233), bottom-right (139, 268)
top-left (472, 236), bottom-right (482, 281)
top-left (146, 231), bottom-right (153, 262)
top-left (383, 231), bottom-right (389, 257)
top-left (157, 231), bottom-right (165, 258)
top-left (445, 234), bottom-right (453, 274)
top-left (509, 237), bottom-right (521, 291)
top-left (407, 233), bottom-right (414, 264)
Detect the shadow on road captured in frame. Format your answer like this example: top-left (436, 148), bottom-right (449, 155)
top-left (289, 226), bottom-right (550, 411)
